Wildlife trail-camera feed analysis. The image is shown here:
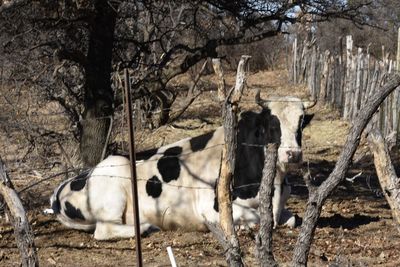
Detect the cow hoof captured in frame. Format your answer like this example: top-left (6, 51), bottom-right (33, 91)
top-left (284, 216), bottom-right (296, 228)
top-left (141, 225), bottom-right (160, 237)
top-left (278, 209), bottom-right (296, 228)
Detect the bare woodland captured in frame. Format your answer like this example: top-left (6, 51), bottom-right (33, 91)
top-left (2, 0), bottom-right (400, 266)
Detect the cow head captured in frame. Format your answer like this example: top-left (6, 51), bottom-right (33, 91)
top-left (255, 90), bottom-right (314, 168)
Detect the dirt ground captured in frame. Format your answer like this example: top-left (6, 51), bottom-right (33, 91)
top-left (1, 69), bottom-right (400, 266)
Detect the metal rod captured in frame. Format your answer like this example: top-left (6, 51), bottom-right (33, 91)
top-left (124, 68), bottom-right (143, 267)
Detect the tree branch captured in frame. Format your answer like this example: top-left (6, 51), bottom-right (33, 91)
top-left (0, 156), bottom-right (39, 267)
top-left (367, 129), bottom-right (400, 233)
top-left (292, 73), bottom-right (400, 267)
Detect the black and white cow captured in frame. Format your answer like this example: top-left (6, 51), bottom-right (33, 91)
top-left (50, 94), bottom-right (314, 240)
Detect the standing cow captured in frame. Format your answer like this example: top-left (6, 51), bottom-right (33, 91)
top-left (50, 93), bottom-right (314, 240)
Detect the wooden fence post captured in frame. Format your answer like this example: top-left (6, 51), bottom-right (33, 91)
top-left (352, 48), bottom-right (363, 120)
top-left (319, 50), bottom-right (330, 104)
top-left (343, 35), bottom-right (353, 119)
top-left (308, 45), bottom-right (317, 99)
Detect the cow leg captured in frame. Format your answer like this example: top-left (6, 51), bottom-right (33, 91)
top-left (272, 176), bottom-right (292, 228)
top-left (232, 204), bottom-right (260, 228)
top-left (94, 221), bottom-right (159, 240)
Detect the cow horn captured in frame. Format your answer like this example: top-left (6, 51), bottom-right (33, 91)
top-left (255, 89), bottom-right (269, 108)
top-left (303, 98), bottom-right (317, 109)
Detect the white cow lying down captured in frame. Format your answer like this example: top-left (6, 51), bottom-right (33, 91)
top-left (50, 96), bottom-right (313, 240)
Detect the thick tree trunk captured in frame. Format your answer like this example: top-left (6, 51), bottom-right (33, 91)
top-left (291, 73), bottom-right (400, 267)
top-left (367, 130), bottom-right (400, 233)
top-left (79, 0), bottom-right (116, 167)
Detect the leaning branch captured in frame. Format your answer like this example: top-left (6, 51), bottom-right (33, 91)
top-left (367, 130), bottom-right (400, 233)
top-left (0, 157), bottom-right (38, 267)
top-left (291, 73), bottom-right (400, 267)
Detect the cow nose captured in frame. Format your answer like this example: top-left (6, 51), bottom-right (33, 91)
top-left (286, 150), bottom-right (302, 163)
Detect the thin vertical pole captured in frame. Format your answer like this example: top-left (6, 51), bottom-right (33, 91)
top-left (396, 27), bottom-right (400, 142)
top-left (397, 27), bottom-right (400, 72)
top-left (124, 69), bottom-right (143, 267)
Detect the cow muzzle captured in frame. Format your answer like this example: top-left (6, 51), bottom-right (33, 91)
top-left (287, 150), bottom-right (302, 163)
top-left (278, 148), bottom-right (303, 165)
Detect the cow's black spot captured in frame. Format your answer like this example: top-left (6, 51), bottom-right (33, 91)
top-left (213, 198), bottom-right (219, 212)
top-left (64, 201), bottom-right (85, 220)
top-left (267, 114), bottom-right (281, 145)
top-left (70, 170), bottom-right (91, 191)
top-left (213, 181), bottom-right (219, 212)
top-left (146, 176), bottom-right (163, 198)
top-left (296, 126), bottom-right (302, 147)
top-left (51, 199), bottom-right (61, 214)
top-left (213, 180), bottom-right (237, 212)
top-left (157, 146), bottom-right (182, 183)
top-left (297, 114), bottom-right (313, 147)
top-left (52, 181), bottom-right (69, 215)
top-left (189, 131), bottom-right (214, 152)
top-left (302, 114), bottom-right (314, 129)
top-left (136, 148), bottom-right (158, 160)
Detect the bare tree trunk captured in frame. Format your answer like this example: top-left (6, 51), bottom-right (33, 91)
top-left (212, 58), bottom-right (226, 101)
top-left (291, 73), bottom-right (400, 267)
top-left (0, 157), bottom-right (38, 267)
top-left (367, 130), bottom-right (400, 233)
top-left (255, 143), bottom-right (278, 267)
top-left (319, 50), bottom-right (330, 104)
top-left (206, 55), bottom-right (251, 267)
top-left (79, 0), bottom-right (116, 167)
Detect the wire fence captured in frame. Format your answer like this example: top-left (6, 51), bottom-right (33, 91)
top-left (6, 135), bottom-right (367, 196)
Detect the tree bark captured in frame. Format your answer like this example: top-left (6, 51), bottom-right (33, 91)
top-left (79, 0), bottom-right (117, 167)
top-left (0, 157), bottom-right (38, 267)
top-left (256, 143), bottom-right (278, 267)
top-left (206, 55), bottom-right (250, 267)
top-left (343, 35), bottom-right (353, 119)
top-left (319, 50), bottom-right (330, 104)
top-left (212, 58), bottom-right (226, 102)
top-left (367, 130), bottom-right (400, 233)
top-left (291, 73), bottom-right (400, 267)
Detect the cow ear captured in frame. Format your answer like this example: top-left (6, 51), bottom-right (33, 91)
top-left (302, 114), bottom-right (314, 129)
